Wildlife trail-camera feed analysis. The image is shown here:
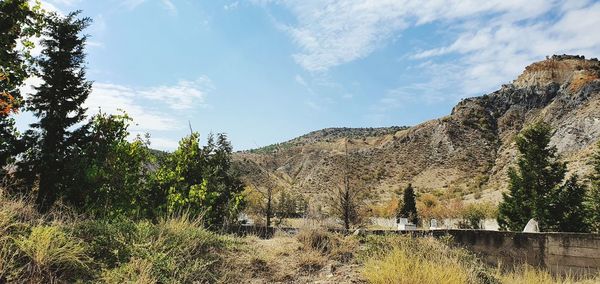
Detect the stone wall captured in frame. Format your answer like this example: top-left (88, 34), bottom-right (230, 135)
top-left (443, 230), bottom-right (600, 275)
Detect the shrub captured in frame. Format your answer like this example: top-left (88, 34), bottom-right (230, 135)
top-left (296, 226), bottom-right (339, 254)
top-left (102, 213), bottom-right (231, 283)
top-left (102, 257), bottom-right (156, 284)
top-left (458, 202), bottom-right (498, 229)
top-left (297, 249), bottom-right (326, 273)
top-left (15, 225), bottom-right (91, 282)
top-left (360, 235), bottom-right (498, 284)
top-left (363, 247), bottom-right (469, 284)
top-left (497, 265), bottom-right (600, 284)
top-left (73, 218), bottom-right (136, 269)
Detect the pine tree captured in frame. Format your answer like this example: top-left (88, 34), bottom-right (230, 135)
top-left (550, 175), bottom-right (588, 232)
top-left (397, 184), bottom-right (418, 225)
top-left (25, 12), bottom-right (91, 212)
top-left (587, 141), bottom-right (600, 232)
top-left (497, 122), bottom-right (585, 231)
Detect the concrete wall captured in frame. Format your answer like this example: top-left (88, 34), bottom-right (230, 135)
top-left (230, 225), bottom-right (600, 275)
top-left (443, 230), bottom-right (600, 275)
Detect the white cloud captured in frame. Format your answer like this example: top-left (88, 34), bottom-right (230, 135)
top-left (138, 77), bottom-right (213, 110)
top-left (260, 1), bottom-right (600, 87)
top-left (121, 0), bottom-right (177, 13)
top-left (413, 1), bottom-right (600, 96)
top-left (224, 1), bottom-right (240, 10)
top-left (122, 0), bottom-right (146, 10)
top-left (36, 0), bottom-right (63, 14)
top-left (260, 0), bottom-right (562, 72)
top-left (87, 78), bottom-right (212, 132)
top-left (161, 0), bottom-right (177, 13)
top-left (87, 83), bottom-right (178, 132)
top-left (150, 137), bottom-right (180, 150)
top-left (260, 0), bottom-right (600, 115)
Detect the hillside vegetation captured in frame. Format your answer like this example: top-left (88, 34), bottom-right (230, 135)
top-left (2, 194), bottom-right (600, 283)
top-left (235, 55), bottom-right (600, 208)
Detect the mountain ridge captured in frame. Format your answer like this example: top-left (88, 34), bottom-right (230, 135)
top-left (234, 55), bottom-right (600, 207)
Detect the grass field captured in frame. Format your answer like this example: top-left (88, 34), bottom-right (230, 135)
top-left (1, 193), bottom-right (599, 283)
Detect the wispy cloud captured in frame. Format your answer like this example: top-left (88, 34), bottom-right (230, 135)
top-left (121, 0), bottom-right (177, 13)
top-left (87, 77), bottom-right (213, 132)
top-left (258, 1), bottom-right (600, 86)
top-left (258, 0), bottom-right (559, 72)
top-left (224, 1), bottom-right (240, 11)
top-left (259, 0), bottom-right (600, 119)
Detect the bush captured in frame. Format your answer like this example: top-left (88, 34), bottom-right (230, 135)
top-left (15, 225), bottom-right (91, 282)
top-left (360, 235), bottom-right (498, 284)
top-left (363, 247), bottom-right (470, 284)
top-left (296, 226), bottom-right (339, 254)
top-left (458, 202), bottom-right (498, 229)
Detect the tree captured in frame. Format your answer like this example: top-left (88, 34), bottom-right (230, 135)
top-left (24, 12), bottom-right (91, 212)
top-left (0, 0), bottom-right (43, 181)
top-left (201, 133), bottom-right (245, 228)
top-left (550, 176), bottom-right (588, 232)
top-left (397, 184), bottom-right (418, 225)
top-left (275, 190), bottom-right (307, 220)
top-left (328, 139), bottom-right (367, 230)
top-left (156, 132), bottom-right (244, 230)
top-left (68, 111), bottom-right (157, 219)
top-left (247, 149), bottom-right (280, 228)
top-left (587, 141), bottom-right (600, 232)
top-left (245, 182), bottom-right (276, 227)
top-left (497, 122), bottom-right (587, 232)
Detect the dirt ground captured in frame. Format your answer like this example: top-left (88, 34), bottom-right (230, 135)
top-left (222, 232), bottom-right (366, 284)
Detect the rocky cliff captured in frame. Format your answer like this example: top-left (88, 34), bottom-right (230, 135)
top-left (234, 55), bottom-right (600, 205)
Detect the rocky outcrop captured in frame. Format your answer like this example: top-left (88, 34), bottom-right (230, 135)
top-left (234, 55), bottom-right (600, 205)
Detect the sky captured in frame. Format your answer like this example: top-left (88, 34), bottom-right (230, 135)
top-left (15, 0), bottom-right (600, 151)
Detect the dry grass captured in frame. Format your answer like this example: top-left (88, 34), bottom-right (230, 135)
top-left (15, 225), bottom-right (91, 281)
top-left (363, 247), bottom-right (469, 284)
top-left (360, 235), bottom-right (496, 284)
top-left (296, 225), bottom-right (340, 254)
top-left (498, 265), bottom-right (600, 284)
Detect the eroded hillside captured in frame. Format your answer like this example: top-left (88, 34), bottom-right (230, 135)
top-left (234, 55), bottom-right (600, 206)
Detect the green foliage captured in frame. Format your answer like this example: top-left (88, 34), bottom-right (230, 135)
top-left (0, 194), bottom-right (237, 283)
top-left (0, 0), bottom-right (44, 180)
top-left (156, 132), bottom-right (245, 230)
top-left (498, 122), bottom-right (589, 232)
top-left (587, 141), bottom-right (600, 233)
top-left (100, 214), bottom-right (230, 283)
top-left (275, 190), bottom-right (307, 220)
top-left (397, 184), bottom-right (418, 225)
top-left (550, 176), bottom-right (589, 232)
top-left (457, 203), bottom-right (494, 229)
top-left (19, 11), bottom-right (92, 212)
top-left (69, 111), bottom-right (158, 219)
top-left (15, 225), bottom-right (91, 281)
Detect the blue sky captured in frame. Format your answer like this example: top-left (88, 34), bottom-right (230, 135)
top-left (17, 0), bottom-right (600, 150)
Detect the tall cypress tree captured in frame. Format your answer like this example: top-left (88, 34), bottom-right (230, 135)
top-left (398, 183), bottom-right (418, 225)
top-left (26, 12), bottom-right (91, 212)
top-left (587, 141), bottom-right (600, 232)
top-left (550, 175), bottom-right (588, 232)
top-left (498, 122), bottom-right (570, 231)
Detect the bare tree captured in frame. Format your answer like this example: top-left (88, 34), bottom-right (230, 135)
top-left (247, 148), bottom-right (281, 228)
top-left (328, 139), bottom-right (367, 230)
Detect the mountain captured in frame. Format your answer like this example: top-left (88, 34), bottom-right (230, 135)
top-left (233, 55), bottom-right (600, 206)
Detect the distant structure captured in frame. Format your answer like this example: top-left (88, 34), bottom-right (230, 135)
top-left (523, 219), bottom-right (540, 233)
